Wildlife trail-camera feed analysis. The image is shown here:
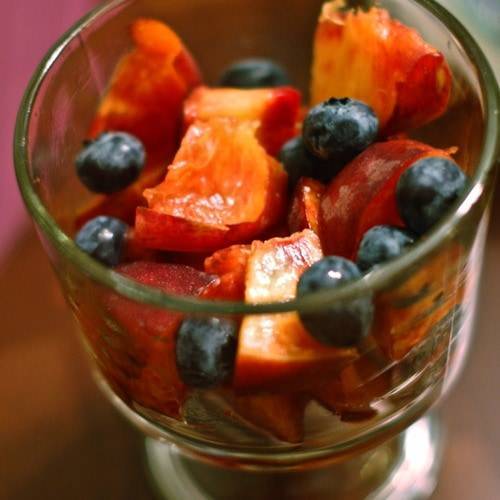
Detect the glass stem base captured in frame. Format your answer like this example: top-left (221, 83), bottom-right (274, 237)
top-left (144, 413), bottom-right (444, 500)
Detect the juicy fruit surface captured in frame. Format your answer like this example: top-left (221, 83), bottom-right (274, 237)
top-left (397, 157), bottom-right (468, 235)
top-left (303, 98), bottom-right (378, 163)
top-left (88, 18), bottom-right (201, 160)
top-left (76, 132), bottom-right (145, 194)
top-left (175, 317), bottom-right (238, 388)
top-left (297, 256), bottom-right (373, 347)
top-left (311, 2), bottom-right (451, 133)
top-left (288, 177), bottom-right (325, 236)
top-left (184, 86), bottom-right (301, 155)
top-left (136, 118), bottom-right (287, 252)
top-left (106, 262), bottom-right (216, 416)
top-left (204, 244), bottom-right (251, 300)
top-left (75, 216), bottom-right (128, 266)
top-left (234, 230), bottom-right (356, 389)
top-left (320, 139), bottom-right (453, 258)
top-left (356, 225), bottom-right (415, 271)
top-left (218, 58), bottom-right (290, 88)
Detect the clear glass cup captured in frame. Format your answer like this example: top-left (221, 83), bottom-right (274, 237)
top-left (14, 0), bottom-right (499, 498)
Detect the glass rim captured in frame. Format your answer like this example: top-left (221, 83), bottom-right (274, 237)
top-left (13, 0), bottom-right (500, 315)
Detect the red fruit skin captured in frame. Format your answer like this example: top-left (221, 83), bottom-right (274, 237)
top-left (183, 86), bottom-right (301, 155)
top-left (259, 87), bottom-right (303, 156)
top-left (105, 262), bottom-right (216, 417)
top-left (288, 177), bottom-right (326, 236)
top-left (320, 140), bottom-right (453, 258)
top-left (135, 207), bottom-right (231, 252)
top-left (386, 51), bottom-right (452, 135)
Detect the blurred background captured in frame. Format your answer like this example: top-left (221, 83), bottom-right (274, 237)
top-left (0, 1), bottom-right (498, 499)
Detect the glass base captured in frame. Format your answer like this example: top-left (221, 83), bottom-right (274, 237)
top-left (144, 413), bottom-right (443, 500)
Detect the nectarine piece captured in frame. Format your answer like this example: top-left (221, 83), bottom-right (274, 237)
top-left (89, 18), bottom-right (201, 159)
top-left (106, 262), bottom-right (216, 417)
top-left (184, 86), bottom-right (301, 155)
top-left (234, 230), bottom-right (357, 390)
top-left (310, 2), bottom-right (452, 134)
top-left (320, 139), bottom-right (454, 258)
top-left (77, 19), bottom-right (202, 227)
top-left (135, 118), bottom-right (288, 252)
top-left (204, 244), bottom-right (252, 300)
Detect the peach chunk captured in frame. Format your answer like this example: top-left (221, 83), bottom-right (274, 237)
top-left (135, 118), bottom-right (288, 252)
top-left (76, 19), bottom-right (202, 227)
top-left (320, 139), bottom-right (454, 258)
top-left (234, 230), bottom-right (356, 390)
top-left (184, 86), bottom-right (301, 155)
top-left (107, 262), bottom-right (216, 417)
top-left (204, 244), bottom-right (252, 301)
top-left (89, 18), bottom-right (201, 159)
top-left (310, 2), bottom-right (451, 134)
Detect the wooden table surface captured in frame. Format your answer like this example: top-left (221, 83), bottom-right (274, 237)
top-left (1, 193), bottom-right (499, 500)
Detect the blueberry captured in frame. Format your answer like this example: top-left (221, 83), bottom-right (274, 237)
top-left (278, 137), bottom-right (341, 187)
top-left (356, 225), bottom-right (416, 271)
top-left (302, 98), bottom-right (378, 164)
top-left (76, 132), bottom-right (145, 194)
top-left (297, 257), bottom-right (373, 347)
top-left (218, 58), bottom-right (290, 88)
top-left (176, 317), bottom-right (238, 389)
top-left (396, 157), bottom-right (468, 235)
top-left (75, 216), bottom-right (128, 266)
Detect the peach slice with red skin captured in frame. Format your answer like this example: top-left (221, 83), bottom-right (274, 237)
top-left (76, 19), bottom-right (201, 228)
top-left (184, 86), bottom-right (301, 155)
top-left (234, 230), bottom-right (357, 390)
top-left (106, 262), bottom-right (216, 417)
top-left (311, 2), bottom-right (452, 134)
top-left (288, 177), bottom-right (325, 236)
top-left (320, 139), bottom-right (455, 258)
top-left (89, 18), bottom-right (201, 158)
top-left (135, 118), bottom-right (288, 252)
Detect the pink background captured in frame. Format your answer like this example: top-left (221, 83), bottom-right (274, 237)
top-left (1, 0), bottom-right (98, 264)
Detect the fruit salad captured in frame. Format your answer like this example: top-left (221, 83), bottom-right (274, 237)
top-left (71, 2), bottom-right (468, 444)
